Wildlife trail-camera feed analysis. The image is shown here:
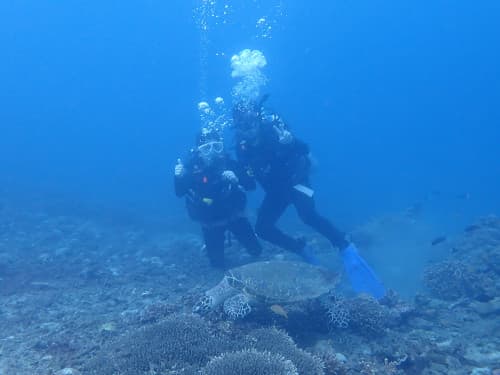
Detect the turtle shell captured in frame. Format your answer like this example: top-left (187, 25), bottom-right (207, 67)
top-left (225, 260), bottom-right (339, 303)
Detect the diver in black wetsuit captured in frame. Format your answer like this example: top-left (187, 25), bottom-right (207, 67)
top-left (232, 101), bottom-right (349, 263)
top-left (174, 129), bottom-right (262, 268)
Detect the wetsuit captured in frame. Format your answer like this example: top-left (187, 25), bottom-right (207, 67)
top-left (175, 151), bottom-right (261, 268)
top-left (236, 111), bottom-right (348, 253)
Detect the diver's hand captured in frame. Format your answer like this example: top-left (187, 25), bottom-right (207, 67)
top-left (222, 170), bottom-right (239, 184)
top-left (273, 124), bottom-right (293, 144)
top-left (174, 158), bottom-right (185, 177)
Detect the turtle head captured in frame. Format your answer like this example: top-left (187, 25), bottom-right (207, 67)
top-left (192, 295), bottom-right (215, 315)
top-left (225, 273), bottom-right (246, 290)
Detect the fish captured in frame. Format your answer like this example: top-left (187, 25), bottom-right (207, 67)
top-left (431, 236), bottom-right (447, 246)
top-left (464, 224), bottom-right (481, 233)
top-left (270, 304), bottom-right (288, 319)
top-left (430, 190), bottom-right (442, 197)
top-left (405, 202), bottom-right (423, 219)
top-left (456, 192), bottom-right (471, 200)
top-left (100, 322), bottom-right (117, 332)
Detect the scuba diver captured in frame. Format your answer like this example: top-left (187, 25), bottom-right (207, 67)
top-left (232, 100), bottom-right (385, 298)
top-left (174, 128), bottom-right (262, 269)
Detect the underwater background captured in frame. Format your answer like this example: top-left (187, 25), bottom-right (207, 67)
top-left (1, 1), bottom-right (499, 374)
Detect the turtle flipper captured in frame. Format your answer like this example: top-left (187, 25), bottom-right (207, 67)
top-left (193, 276), bottom-right (238, 314)
top-left (223, 293), bottom-right (251, 319)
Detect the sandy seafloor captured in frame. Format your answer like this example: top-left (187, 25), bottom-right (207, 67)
top-left (0, 202), bottom-right (499, 375)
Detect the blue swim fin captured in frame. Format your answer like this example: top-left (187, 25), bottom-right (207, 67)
top-left (341, 243), bottom-right (386, 299)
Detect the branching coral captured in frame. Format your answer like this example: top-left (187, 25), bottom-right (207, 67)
top-left (200, 349), bottom-right (298, 375)
top-left (424, 216), bottom-right (500, 301)
top-left (324, 293), bottom-right (349, 329)
top-left (249, 327), bottom-right (325, 375)
top-left (323, 293), bottom-right (390, 337)
top-left (346, 295), bottom-right (390, 336)
top-left (85, 313), bottom-right (232, 375)
top-left (423, 260), bottom-right (482, 300)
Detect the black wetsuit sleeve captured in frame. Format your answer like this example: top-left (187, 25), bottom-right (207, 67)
top-left (293, 138), bottom-right (310, 157)
top-left (260, 117), bottom-right (310, 157)
top-left (268, 113), bottom-right (310, 156)
top-left (228, 159), bottom-right (256, 191)
top-left (240, 169), bottom-right (257, 191)
top-left (234, 140), bottom-right (256, 186)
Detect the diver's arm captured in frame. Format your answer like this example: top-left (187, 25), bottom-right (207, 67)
top-left (262, 118), bottom-right (305, 159)
top-left (293, 138), bottom-right (310, 156)
top-left (229, 159), bottom-right (256, 191)
top-left (268, 114), bottom-right (310, 157)
top-left (174, 157), bottom-right (193, 197)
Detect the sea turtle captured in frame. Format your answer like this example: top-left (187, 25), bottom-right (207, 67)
top-left (193, 260), bottom-right (339, 319)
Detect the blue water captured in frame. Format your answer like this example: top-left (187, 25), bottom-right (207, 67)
top-left (1, 1), bottom-right (499, 295)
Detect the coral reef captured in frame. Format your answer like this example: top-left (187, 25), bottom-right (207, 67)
top-left (345, 296), bottom-right (390, 336)
top-left (200, 349), bottom-right (298, 375)
top-left (423, 215), bottom-right (500, 301)
top-left (324, 293), bottom-right (349, 329)
top-left (248, 327), bottom-right (325, 375)
top-left (319, 353), bottom-right (348, 375)
top-left (84, 315), bottom-right (324, 374)
top-left (85, 313), bottom-right (232, 375)
top-left (323, 293), bottom-right (390, 337)
top-left (138, 301), bottom-right (176, 324)
top-left (2, 205), bottom-right (500, 375)
top-left (423, 260), bottom-right (481, 300)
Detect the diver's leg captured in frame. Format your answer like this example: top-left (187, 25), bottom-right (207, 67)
top-left (228, 216), bottom-right (262, 257)
top-left (201, 225), bottom-right (226, 268)
top-left (255, 193), bottom-right (304, 253)
top-left (293, 189), bottom-right (349, 249)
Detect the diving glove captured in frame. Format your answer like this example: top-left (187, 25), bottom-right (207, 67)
top-left (222, 170), bottom-right (239, 184)
top-left (174, 158), bottom-right (184, 177)
top-left (273, 123), bottom-right (293, 144)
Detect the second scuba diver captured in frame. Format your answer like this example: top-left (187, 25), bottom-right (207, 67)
top-left (232, 100), bottom-right (385, 298)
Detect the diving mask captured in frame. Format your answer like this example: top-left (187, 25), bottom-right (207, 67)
top-left (198, 141), bottom-right (223, 157)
